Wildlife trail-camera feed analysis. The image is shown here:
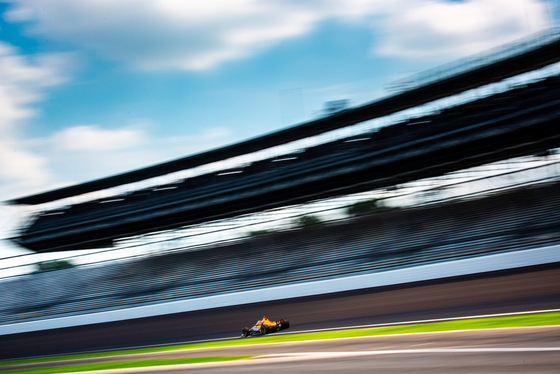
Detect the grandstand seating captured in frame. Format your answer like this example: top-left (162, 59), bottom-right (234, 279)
top-left (16, 74), bottom-right (560, 252)
top-left (1, 181), bottom-right (559, 324)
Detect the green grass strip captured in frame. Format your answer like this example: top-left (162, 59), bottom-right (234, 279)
top-left (0, 356), bottom-right (254, 374)
top-left (2, 310), bottom-right (559, 369)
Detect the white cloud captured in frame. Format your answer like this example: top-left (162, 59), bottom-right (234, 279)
top-left (5, 0), bottom-right (550, 71)
top-left (52, 125), bottom-right (148, 152)
top-left (6, 0), bottom-right (322, 71)
top-left (0, 139), bottom-right (48, 184)
top-left (0, 42), bottom-right (73, 193)
top-left (373, 0), bottom-right (550, 60)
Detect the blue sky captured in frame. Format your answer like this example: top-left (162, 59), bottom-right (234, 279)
top-left (0, 0), bottom-right (558, 257)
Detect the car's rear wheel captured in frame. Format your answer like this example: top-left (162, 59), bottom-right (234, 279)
top-left (278, 319), bottom-right (290, 329)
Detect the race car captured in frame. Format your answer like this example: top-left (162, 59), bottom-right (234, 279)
top-left (241, 316), bottom-right (290, 338)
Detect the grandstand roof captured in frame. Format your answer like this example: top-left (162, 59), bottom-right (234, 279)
top-left (9, 29), bottom-right (560, 206)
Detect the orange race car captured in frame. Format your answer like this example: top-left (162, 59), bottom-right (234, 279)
top-left (241, 316), bottom-right (290, 338)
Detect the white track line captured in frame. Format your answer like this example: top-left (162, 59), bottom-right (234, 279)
top-left (263, 347), bottom-right (560, 357)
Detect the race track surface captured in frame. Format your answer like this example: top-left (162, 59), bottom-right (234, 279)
top-left (4, 326), bottom-right (560, 373)
top-left (128, 327), bottom-right (560, 374)
top-left (1, 263), bottom-right (559, 359)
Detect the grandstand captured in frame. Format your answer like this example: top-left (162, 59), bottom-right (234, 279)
top-left (2, 29), bottom-right (560, 326)
top-left (10, 60), bottom-right (560, 252)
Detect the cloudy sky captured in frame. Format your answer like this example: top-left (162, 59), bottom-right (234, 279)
top-left (0, 0), bottom-right (558, 258)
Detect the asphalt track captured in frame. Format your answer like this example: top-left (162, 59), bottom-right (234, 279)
top-left (3, 325), bottom-right (560, 373)
top-left (89, 326), bottom-right (560, 373)
top-left (1, 263), bottom-right (559, 359)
